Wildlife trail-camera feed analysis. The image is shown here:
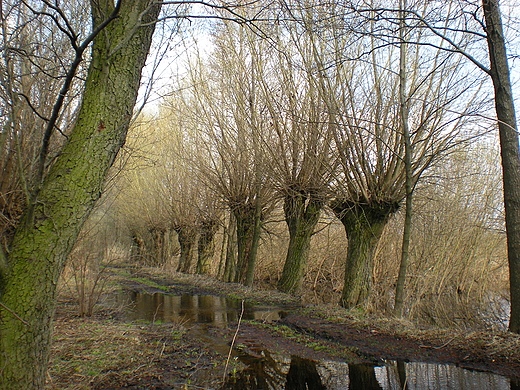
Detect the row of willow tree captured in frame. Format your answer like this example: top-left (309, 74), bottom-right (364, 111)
top-left (0, 0), bottom-right (517, 388)
top-left (111, 1), bottom-right (498, 312)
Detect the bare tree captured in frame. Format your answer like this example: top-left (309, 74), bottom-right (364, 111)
top-left (303, 0), bottom-right (489, 309)
top-left (481, 0), bottom-right (520, 333)
top-left (253, 15), bottom-right (337, 294)
top-left (0, 0), bottom-right (89, 261)
top-left (0, 0), bottom-right (275, 385)
top-left (162, 94), bottom-right (223, 274)
top-left (342, 0), bottom-right (520, 330)
top-left (393, 0), bottom-right (413, 317)
top-left (115, 119), bottom-right (177, 267)
top-left (376, 142), bottom-right (507, 326)
top-left (187, 19), bottom-right (276, 286)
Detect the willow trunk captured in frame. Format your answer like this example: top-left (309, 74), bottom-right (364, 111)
top-left (0, 2), bottom-right (161, 388)
top-left (278, 194), bottom-right (322, 294)
top-left (196, 221), bottom-right (219, 274)
top-left (333, 202), bottom-right (397, 309)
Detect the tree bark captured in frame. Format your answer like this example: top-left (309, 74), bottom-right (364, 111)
top-left (131, 232), bottom-right (149, 264)
top-left (332, 200), bottom-right (398, 309)
top-left (244, 197), bottom-right (262, 286)
top-left (233, 203), bottom-right (262, 286)
top-left (394, 0), bottom-right (413, 318)
top-left (176, 226), bottom-right (198, 273)
top-left (223, 211), bottom-right (237, 282)
top-left (196, 220), bottom-right (219, 274)
top-left (482, 0), bottom-right (520, 333)
top-left (0, 1), bottom-right (161, 388)
top-left (278, 193), bottom-right (322, 295)
top-left (150, 227), bottom-right (166, 266)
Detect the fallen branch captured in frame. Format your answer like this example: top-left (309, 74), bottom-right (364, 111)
top-left (223, 299), bottom-right (245, 380)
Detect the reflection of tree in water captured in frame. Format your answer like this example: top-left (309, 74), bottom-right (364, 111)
top-left (348, 364), bottom-right (383, 390)
top-left (219, 352), bottom-right (325, 390)
top-left (285, 355), bottom-right (325, 390)
top-left (396, 360), bottom-right (408, 390)
top-left (220, 349), bottom-right (285, 390)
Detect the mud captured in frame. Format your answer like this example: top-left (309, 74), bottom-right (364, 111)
top-left (49, 267), bottom-right (520, 389)
top-left (120, 268), bottom-right (520, 380)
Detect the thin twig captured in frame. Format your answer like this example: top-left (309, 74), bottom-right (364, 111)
top-left (223, 299), bottom-right (245, 380)
top-left (420, 336), bottom-right (456, 350)
top-left (0, 302), bottom-right (30, 326)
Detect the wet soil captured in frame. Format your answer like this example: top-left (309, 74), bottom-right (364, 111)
top-left (279, 314), bottom-right (520, 378)
top-left (48, 266), bottom-right (520, 389)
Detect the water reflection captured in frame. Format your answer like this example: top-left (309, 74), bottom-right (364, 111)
top-left (377, 361), bottom-right (512, 390)
top-left (220, 350), bottom-right (287, 390)
top-left (117, 291), bottom-right (515, 389)
top-left (221, 353), bottom-right (513, 390)
top-left (117, 291), bottom-right (283, 325)
top-left (348, 364), bottom-right (383, 389)
top-left (286, 356), bottom-right (326, 390)
top-left (220, 352), bottom-right (327, 390)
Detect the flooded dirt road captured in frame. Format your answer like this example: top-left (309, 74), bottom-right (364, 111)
top-left (113, 286), bottom-right (520, 389)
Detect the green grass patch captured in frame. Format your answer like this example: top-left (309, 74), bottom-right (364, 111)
top-left (127, 276), bottom-right (170, 292)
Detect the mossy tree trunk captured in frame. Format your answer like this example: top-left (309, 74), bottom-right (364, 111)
top-left (233, 201), bottom-right (262, 286)
top-left (0, 1), bottom-right (161, 388)
top-left (332, 200), bottom-right (398, 309)
top-left (222, 212), bottom-right (237, 282)
top-left (278, 193), bottom-right (323, 294)
top-left (196, 219), bottom-right (220, 274)
top-left (175, 225), bottom-right (198, 273)
top-left (150, 227), bottom-right (166, 266)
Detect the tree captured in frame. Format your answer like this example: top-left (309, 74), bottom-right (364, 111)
top-left (401, 144), bottom-right (506, 326)
top-left (0, 1), bottom-right (162, 387)
top-left (187, 20), bottom-right (276, 286)
top-left (115, 120), bottom-right (179, 267)
top-left (310, 0), bottom-right (487, 308)
top-left (257, 16), bottom-right (336, 295)
top-left (481, 0), bottom-right (520, 333)
top-left (393, 0), bottom-right (413, 317)
top-left (343, 0), bottom-right (519, 330)
top-left (0, 0), bottom-right (88, 264)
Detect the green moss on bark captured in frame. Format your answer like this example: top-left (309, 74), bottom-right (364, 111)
top-left (332, 200), bottom-right (399, 309)
top-left (278, 193), bottom-right (323, 295)
top-left (0, 2), bottom-right (162, 388)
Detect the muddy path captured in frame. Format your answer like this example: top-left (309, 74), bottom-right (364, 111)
top-left (48, 265), bottom-right (520, 389)
top-left (110, 267), bottom-right (520, 384)
top-left (279, 314), bottom-right (520, 378)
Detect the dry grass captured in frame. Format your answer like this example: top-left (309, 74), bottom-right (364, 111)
top-left (47, 299), bottom-right (228, 390)
top-left (303, 303), bottom-right (520, 369)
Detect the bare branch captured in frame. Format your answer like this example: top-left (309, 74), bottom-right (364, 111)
top-left (31, 1), bottom-right (122, 209)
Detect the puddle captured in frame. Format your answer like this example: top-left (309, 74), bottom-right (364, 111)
top-left (117, 291), bottom-right (516, 389)
top-left (221, 354), bottom-right (515, 390)
top-left (115, 291), bottom-right (286, 325)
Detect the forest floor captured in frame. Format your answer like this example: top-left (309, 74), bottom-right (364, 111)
top-left (47, 266), bottom-right (520, 389)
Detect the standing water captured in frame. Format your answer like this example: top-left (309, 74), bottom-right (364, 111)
top-left (115, 291), bottom-right (517, 389)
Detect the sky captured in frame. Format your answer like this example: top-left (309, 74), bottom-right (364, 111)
top-left (139, 1), bottom-right (520, 121)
